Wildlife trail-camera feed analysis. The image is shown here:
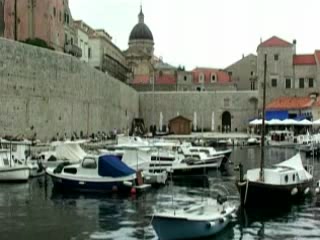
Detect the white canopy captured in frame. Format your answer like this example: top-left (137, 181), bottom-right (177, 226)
top-left (296, 119), bottom-right (312, 126)
top-left (313, 119), bottom-right (320, 125)
top-left (249, 119), bottom-right (269, 125)
top-left (280, 119), bottom-right (298, 125)
top-left (267, 119), bottom-right (283, 125)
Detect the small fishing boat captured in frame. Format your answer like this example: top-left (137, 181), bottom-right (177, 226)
top-left (0, 149), bottom-right (29, 182)
top-left (46, 154), bottom-right (150, 193)
top-left (151, 198), bottom-right (236, 240)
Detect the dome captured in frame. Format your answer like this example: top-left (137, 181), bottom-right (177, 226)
top-left (129, 6), bottom-right (154, 42)
top-left (129, 23), bottom-right (154, 41)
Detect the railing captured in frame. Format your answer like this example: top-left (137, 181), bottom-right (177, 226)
top-left (64, 43), bottom-right (82, 58)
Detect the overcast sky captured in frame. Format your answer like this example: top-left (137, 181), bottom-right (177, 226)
top-left (69, 0), bottom-right (320, 70)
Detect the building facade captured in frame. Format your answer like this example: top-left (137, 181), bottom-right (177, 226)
top-left (257, 36), bottom-right (320, 107)
top-left (4, 0), bottom-right (65, 50)
top-left (225, 54), bottom-right (257, 91)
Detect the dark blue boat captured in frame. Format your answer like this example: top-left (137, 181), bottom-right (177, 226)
top-left (46, 154), bottom-right (143, 193)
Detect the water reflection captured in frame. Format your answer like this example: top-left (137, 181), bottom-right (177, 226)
top-left (0, 147), bottom-right (320, 239)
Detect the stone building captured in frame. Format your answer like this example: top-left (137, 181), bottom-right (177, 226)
top-left (63, 0), bottom-right (81, 58)
top-left (257, 36), bottom-right (320, 107)
top-left (88, 29), bottom-right (129, 82)
top-left (225, 54), bottom-right (257, 90)
top-left (4, 0), bottom-right (65, 50)
top-left (73, 20), bottom-right (92, 63)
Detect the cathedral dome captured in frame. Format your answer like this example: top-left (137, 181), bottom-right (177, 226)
top-left (129, 7), bottom-right (154, 42)
top-left (129, 23), bottom-right (154, 41)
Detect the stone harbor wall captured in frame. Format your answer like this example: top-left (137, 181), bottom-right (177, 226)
top-left (0, 37), bottom-right (139, 140)
top-left (139, 91), bottom-right (259, 133)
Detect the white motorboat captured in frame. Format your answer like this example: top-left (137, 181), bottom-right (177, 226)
top-left (0, 149), bottom-right (29, 182)
top-left (151, 198), bottom-right (236, 240)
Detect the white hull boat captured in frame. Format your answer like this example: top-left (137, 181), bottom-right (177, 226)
top-left (0, 166), bottom-right (29, 182)
top-left (151, 198), bottom-right (236, 240)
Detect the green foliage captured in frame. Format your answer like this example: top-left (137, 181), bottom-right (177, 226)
top-left (22, 38), bottom-right (55, 50)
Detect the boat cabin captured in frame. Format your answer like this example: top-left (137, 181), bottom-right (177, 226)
top-left (0, 139), bottom-right (31, 162)
top-left (0, 149), bottom-right (15, 168)
top-left (247, 167), bottom-right (301, 185)
top-left (60, 155), bottom-right (136, 179)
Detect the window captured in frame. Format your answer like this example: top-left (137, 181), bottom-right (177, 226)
top-left (274, 54), bottom-right (279, 61)
top-left (228, 71), bottom-right (232, 77)
top-left (309, 78), bottom-right (314, 88)
top-left (299, 78), bottom-right (304, 88)
top-left (82, 158), bottom-right (97, 169)
top-left (53, 7), bottom-right (56, 17)
top-left (285, 78), bottom-right (291, 89)
top-left (224, 98), bottom-right (230, 107)
top-left (59, 11), bottom-right (62, 22)
top-left (199, 73), bottom-right (204, 83)
top-left (71, 37), bottom-right (73, 45)
top-left (251, 71), bottom-right (254, 76)
top-left (293, 174), bottom-right (295, 182)
top-left (184, 76), bottom-right (187, 81)
top-left (88, 48), bottom-right (91, 58)
top-left (250, 80), bottom-right (256, 90)
top-left (210, 74), bottom-right (216, 83)
top-left (284, 175), bottom-right (288, 183)
top-left (271, 78), bottom-right (277, 87)
top-left (64, 168), bottom-right (77, 174)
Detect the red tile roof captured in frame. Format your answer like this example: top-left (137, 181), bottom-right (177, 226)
top-left (156, 74), bottom-right (176, 84)
top-left (259, 36), bottom-right (292, 48)
top-left (192, 68), bottom-right (231, 84)
top-left (315, 50), bottom-right (320, 64)
top-left (266, 96), bottom-right (313, 110)
top-left (293, 54), bottom-right (316, 65)
top-left (132, 75), bottom-right (150, 84)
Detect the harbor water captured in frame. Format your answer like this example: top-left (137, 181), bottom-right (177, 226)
top-left (1, 147), bottom-right (320, 239)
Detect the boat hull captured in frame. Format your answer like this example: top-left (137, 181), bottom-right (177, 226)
top-left (236, 179), bottom-right (313, 207)
top-left (48, 174), bottom-right (135, 193)
top-left (0, 167), bottom-right (29, 182)
top-left (152, 215), bottom-right (230, 240)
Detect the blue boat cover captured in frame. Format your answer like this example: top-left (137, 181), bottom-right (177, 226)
top-left (98, 155), bottom-right (135, 178)
top-left (266, 110), bottom-right (288, 120)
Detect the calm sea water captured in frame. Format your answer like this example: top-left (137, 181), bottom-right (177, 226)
top-left (1, 147), bottom-right (320, 240)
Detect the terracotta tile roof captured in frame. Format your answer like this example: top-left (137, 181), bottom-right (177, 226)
top-left (266, 96), bottom-right (313, 110)
top-left (132, 75), bottom-right (150, 84)
top-left (293, 54), bottom-right (316, 65)
top-left (315, 50), bottom-right (320, 64)
top-left (156, 74), bottom-right (176, 84)
top-left (192, 68), bottom-right (231, 84)
top-left (259, 36), bottom-right (292, 48)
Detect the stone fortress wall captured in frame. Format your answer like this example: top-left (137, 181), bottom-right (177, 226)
top-left (139, 91), bottom-right (259, 133)
top-left (0, 37), bottom-right (139, 140)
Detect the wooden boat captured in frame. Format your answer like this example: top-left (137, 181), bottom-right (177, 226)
top-left (236, 153), bottom-right (313, 206)
top-left (236, 54), bottom-right (313, 207)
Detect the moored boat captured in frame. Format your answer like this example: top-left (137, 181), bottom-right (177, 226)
top-left (0, 149), bottom-right (29, 182)
top-left (46, 154), bottom-right (150, 193)
top-left (151, 198), bottom-right (236, 240)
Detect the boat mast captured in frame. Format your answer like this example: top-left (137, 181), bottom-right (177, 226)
top-left (260, 54), bottom-right (267, 181)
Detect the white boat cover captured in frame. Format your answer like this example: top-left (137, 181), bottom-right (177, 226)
top-left (54, 141), bottom-right (87, 162)
top-left (275, 153), bottom-right (313, 181)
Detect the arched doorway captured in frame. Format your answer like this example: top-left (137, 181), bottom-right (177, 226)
top-left (222, 111), bottom-right (231, 132)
